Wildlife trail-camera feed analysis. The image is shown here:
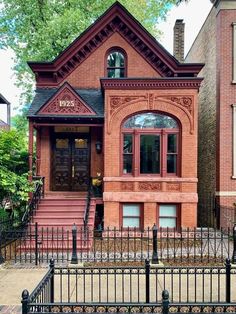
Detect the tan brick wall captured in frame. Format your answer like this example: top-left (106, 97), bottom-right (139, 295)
top-left (185, 6), bottom-right (217, 226)
top-left (63, 32), bottom-right (160, 88)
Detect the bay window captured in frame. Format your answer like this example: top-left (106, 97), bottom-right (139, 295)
top-left (122, 112), bottom-right (179, 176)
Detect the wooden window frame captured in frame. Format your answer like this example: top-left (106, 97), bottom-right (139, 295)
top-left (105, 47), bottom-right (127, 78)
top-left (120, 203), bottom-right (143, 230)
top-left (121, 128), bottom-right (179, 177)
top-left (157, 204), bottom-right (180, 230)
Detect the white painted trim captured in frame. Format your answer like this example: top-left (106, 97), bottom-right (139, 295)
top-left (215, 191), bottom-right (236, 196)
top-left (232, 104), bottom-right (236, 177)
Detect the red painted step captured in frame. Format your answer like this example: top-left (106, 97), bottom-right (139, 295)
top-left (24, 194), bottom-right (97, 252)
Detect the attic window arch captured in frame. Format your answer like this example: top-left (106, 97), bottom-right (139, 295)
top-left (106, 47), bottom-right (126, 78)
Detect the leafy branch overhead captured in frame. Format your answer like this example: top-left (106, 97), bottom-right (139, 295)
top-left (0, 0), bottom-right (187, 105)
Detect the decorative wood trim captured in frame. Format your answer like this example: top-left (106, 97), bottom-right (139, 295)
top-left (101, 78), bottom-right (203, 90)
top-left (28, 121), bottom-right (34, 181)
top-left (38, 82), bottom-right (96, 116)
top-left (28, 3), bottom-right (204, 87)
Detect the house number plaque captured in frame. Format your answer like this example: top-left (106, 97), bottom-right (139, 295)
top-left (59, 100), bottom-right (75, 107)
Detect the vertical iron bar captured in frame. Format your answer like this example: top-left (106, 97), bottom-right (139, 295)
top-left (232, 224), bottom-right (236, 264)
top-left (162, 290), bottom-right (169, 314)
top-left (50, 258), bottom-right (54, 303)
top-left (35, 222), bottom-right (38, 266)
top-left (21, 289), bottom-right (29, 314)
top-left (152, 224), bottom-right (159, 264)
top-left (71, 224), bottom-right (78, 264)
top-left (145, 259), bottom-right (150, 303)
top-left (225, 258), bottom-right (231, 303)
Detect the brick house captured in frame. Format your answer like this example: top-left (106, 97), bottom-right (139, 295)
top-left (186, 0), bottom-right (236, 228)
top-left (0, 94), bottom-right (10, 130)
top-left (27, 2), bottom-right (203, 231)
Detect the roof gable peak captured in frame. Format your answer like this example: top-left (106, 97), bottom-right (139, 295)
top-left (28, 3), bottom-right (204, 87)
top-left (38, 82), bottom-right (96, 116)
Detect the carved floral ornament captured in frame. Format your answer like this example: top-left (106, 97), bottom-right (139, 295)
top-left (39, 87), bottom-right (95, 115)
top-left (108, 94), bottom-right (194, 134)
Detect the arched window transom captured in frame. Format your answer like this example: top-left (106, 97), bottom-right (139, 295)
top-left (107, 50), bottom-right (125, 78)
top-left (122, 112), bottom-right (179, 176)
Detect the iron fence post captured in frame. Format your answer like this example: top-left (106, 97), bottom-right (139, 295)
top-left (0, 222), bottom-right (4, 264)
top-left (152, 223), bottom-right (159, 264)
top-left (145, 259), bottom-right (150, 303)
top-left (21, 289), bottom-right (29, 314)
top-left (232, 224), bottom-right (236, 264)
top-left (50, 258), bottom-right (54, 303)
top-left (225, 258), bottom-right (231, 303)
top-left (162, 290), bottom-right (169, 314)
top-left (35, 222), bottom-right (38, 266)
top-left (71, 223), bottom-right (78, 264)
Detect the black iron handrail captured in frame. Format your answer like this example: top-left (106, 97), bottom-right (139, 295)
top-left (22, 176), bottom-right (45, 224)
top-left (83, 178), bottom-right (92, 228)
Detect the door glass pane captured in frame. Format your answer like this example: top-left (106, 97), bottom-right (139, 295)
top-left (168, 134), bottom-right (177, 153)
top-left (123, 204), bottom-right (140, 216)
top-left (167, 155), bottom-right (177, 173)
top-left (75, 138), bottom-right (88, 149)
top-left (140, 135), bottom-right (160, 174)
top-left (160, 205), bottom-right (176, 216)
top-left (159, 218), bottom-right (176, 228)
top-left (56, 139), bottom-right (69, 149)
top-left (123, 218), bottom-right (140, 228)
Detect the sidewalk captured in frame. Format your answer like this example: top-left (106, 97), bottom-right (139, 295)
top-left (0, 264), bottom-right (47, 313)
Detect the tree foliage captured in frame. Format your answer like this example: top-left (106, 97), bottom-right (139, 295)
top-left (0, 0), bottom-right (186, 105)
top-left (0, 129), bottom-right (33, 221)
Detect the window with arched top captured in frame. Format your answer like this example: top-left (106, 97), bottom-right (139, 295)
top-left (122, 112), bottom-right (179, 176)
top-left (107, 50), bottom-right (126, 78)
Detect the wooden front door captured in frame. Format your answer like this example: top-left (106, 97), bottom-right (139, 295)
top-left (52, 135), bottom-right (90, 191)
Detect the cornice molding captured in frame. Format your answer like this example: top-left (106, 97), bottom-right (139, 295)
top-left (28, 3), bottom-right (204, 87)
top-left (101, 78), bottom-right (203, 90)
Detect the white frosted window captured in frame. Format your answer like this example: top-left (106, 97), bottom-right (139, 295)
top-left (123, 204), bottom-right (140, 216)
top-left (159, 204), bottom-right (177, 228)
top-left (123, 218), bottom-right (140, 228)
top-left (123, 204), bottom-right (141, 228)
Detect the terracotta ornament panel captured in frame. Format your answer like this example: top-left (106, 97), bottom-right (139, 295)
top-left (39, 84), bottom-right (96, 116)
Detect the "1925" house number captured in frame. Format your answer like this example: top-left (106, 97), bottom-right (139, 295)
top-left (59, 100), bottom-right (75, 107)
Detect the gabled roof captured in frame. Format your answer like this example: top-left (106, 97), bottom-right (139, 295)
top-left (28, 82), bottom-right (104, 118)
top-left (0, 94), bottom-right (10, 105)
top-left (28, 2), bottom-right (204, 87)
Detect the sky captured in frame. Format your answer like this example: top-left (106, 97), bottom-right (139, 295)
top-left (0, 0), bottom-right (213, 123)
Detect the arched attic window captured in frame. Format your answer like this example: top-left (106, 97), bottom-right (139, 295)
top-left (107, 48), bottom-right (126, 78)
top-left (122, 112), bottom-right (179, 176)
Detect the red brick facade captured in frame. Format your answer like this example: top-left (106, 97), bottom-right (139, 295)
top-left (28, 3), bottom-right (203, 229)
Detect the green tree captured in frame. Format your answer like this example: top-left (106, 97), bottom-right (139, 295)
top-left (0, 129), bottom-right (32, 221)
top-left (0, 0), bottom-right (187, 105)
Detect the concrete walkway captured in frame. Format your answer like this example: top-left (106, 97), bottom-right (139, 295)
top-left (0, 265), bottom-right (47, 313)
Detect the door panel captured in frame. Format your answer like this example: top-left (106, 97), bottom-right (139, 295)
top-left (52, 135), bottom-right (90, 191)
top-left (72, 138), bottom-right (90, 191)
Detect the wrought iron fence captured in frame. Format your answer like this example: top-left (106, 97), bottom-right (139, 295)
top-left (21, 259), bottom-right (236, 314)
top-left (1, 224), bottom-right (236, 265)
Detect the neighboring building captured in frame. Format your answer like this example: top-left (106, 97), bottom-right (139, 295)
top-left (27, 2), bottom-right (203, 231)
top-left (186, 0), bottom-right (236, 228)
top-left (0, 94), bottom-right (10, 130)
